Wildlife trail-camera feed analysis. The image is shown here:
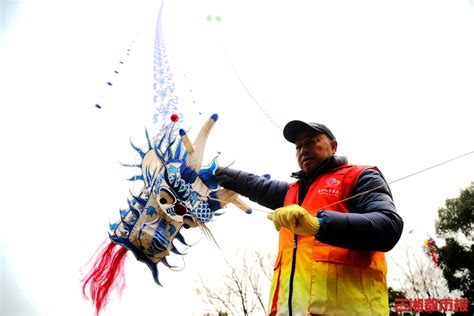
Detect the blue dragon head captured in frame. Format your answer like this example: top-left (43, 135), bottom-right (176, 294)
top-left (108, 114), bottom-right (251, 285)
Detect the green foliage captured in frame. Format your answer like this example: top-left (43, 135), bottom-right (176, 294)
top-left (388, 286), bottom-right (406, 315)
top-left (388, 286), bottom-right (406, 305)
top-left (437, 239), bottom-right (473, 298)
top-left (436, 183), bottom-right (473, 236)
top-left (435, 183), bottom-right (474, 314)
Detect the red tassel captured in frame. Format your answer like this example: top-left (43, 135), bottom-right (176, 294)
top-left (431, 250), bottom-right (439, 266)
top-left (81, 240), bottom-right (128, 316)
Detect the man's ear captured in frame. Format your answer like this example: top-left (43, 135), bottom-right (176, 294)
top-left (331, 139), bottom-right (338, 154)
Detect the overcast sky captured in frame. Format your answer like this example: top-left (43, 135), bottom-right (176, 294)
top-left (1, 0), bottom-right (474, 315)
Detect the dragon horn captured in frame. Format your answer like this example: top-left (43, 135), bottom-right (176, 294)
top-left (215, 189), bottom-right (252, 214)
top-left (231, 197), bottom-right (253, 214)
top-left (180, 114), bottom-right (218, 172)
top-left (179, 129), bottom-right (194, 154)
top-left (193, 114), bottom-right (218, 166)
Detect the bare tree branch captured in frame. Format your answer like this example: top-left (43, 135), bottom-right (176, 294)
top-left (389, 242), bottom-right (454, 300)
top-left (194, 249), bottom-right (275, 315)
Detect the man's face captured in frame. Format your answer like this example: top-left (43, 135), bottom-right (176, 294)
top-left (295, 129), bottom-right (338, 174)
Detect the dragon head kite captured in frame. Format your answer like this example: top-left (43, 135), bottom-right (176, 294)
top-left (82, 114), bottom-right (251, 315)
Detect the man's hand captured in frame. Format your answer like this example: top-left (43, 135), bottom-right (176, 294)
top-left (267, 204), bottom-right (320, 236)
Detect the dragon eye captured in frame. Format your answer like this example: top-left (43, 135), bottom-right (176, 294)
top-left (158, 187), bottom-right (176, 205)
top-left (173, 203), bottom-right (187, 216)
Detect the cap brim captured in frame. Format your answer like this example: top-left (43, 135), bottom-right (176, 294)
top-left (283, 120), bottom-right (315, 143)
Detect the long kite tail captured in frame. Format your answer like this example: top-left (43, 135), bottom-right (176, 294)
top-left (81, 240), bottom-right (128, 316)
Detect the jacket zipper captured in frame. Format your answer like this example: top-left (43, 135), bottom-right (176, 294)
top-left (287, 176), bottom-right (306, 316)
top-left (287, 234), bottom-right (298, 316)
top-left (286, 160), bottom-right (340, 315)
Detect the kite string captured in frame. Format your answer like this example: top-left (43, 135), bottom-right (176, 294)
top-left (317, 149), bottom-right (474, 212)
top-left (211, 150), bottom-right (474, 215)
top-left (219, 44), bottom-right (473, 214)
top-left (218, 41), bottom-right (473, 213)
top-left (222, 47), bottom-right (282, 131)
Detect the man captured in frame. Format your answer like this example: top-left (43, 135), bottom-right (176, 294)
top-left (217, 120), bottom-right (403, 315)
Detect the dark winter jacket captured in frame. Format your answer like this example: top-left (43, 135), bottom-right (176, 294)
top-left (217, 156), bottom-right (403, 252)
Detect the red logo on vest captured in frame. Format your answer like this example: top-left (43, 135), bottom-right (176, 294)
top-left (326, 178), bottom-right (341, 186)
top-left (317, 177), bottom-right (341, 196)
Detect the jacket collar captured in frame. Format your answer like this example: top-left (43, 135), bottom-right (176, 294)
top-left (291, 155), bottom-right (348, 182)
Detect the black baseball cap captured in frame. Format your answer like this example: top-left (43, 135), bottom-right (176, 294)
top-left (283, 120), bottom-right (336, 143)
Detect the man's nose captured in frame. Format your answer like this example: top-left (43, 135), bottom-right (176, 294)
top-left (299, 145), bottom-right (310, 154)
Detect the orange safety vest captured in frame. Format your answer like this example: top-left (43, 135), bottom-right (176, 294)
top-left (268, 164), bottom-right (388, 316)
